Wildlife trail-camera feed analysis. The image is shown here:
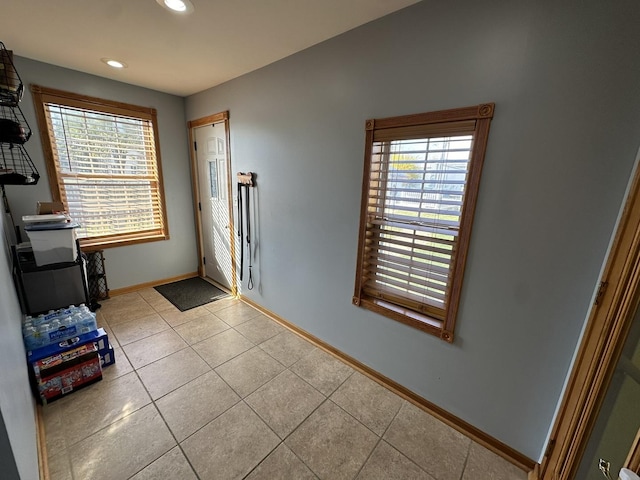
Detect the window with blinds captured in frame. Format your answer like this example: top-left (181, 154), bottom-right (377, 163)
top-left (353, 104), bottom-right (494, 342)
top-left (31, 86), bottom-right (168, 249)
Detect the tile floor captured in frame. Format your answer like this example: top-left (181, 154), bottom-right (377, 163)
top-left (43, 288), bottom-right (528, 480)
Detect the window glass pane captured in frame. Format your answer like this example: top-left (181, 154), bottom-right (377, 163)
top-left (209, 160), bottom-right (218, 199)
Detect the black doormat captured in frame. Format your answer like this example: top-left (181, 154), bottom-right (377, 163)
top-left (154, 277), bottom-right (229, 312)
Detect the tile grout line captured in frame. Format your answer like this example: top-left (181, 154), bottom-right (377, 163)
top-left (118, 300), bottom-right (203, 480)
top-left (116, 294), bottom-right (236, 371)
top-left (227, 341), bottom-right (357, 479)
top-left (237, 322), bottom-right (362, 478)
top-left (240, 354), bottom-right (327, 434)
top-left (458, 437), bottom-right (474, 480)
top-left (238, 440), bottom-right (284, 479)
top-left (137, 299), bottom-right (268, 477)
top-left (105, 303), bottom-right (184, 479)
top-left (158, 311), bottom-right (288, 479)
top-left (342, 397), bottom-right (399, 480)
top-left (276, 370), bottom-right (357, 478)
top-left (326, 384), bottom-right (411, 480)
top-left (103, 294), bottom-right (203, 479)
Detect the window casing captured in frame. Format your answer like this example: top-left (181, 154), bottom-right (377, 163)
top-left (31, 85), bottom-right (168, 249)
top-left (353, 104), bottom-right (494, 342)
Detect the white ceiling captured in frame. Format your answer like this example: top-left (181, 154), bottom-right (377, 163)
top-left (0, 0), bottom-right (420, 97)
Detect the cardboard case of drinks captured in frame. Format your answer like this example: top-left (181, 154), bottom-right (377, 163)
top-left (28, 328), bottom-right (111, 404)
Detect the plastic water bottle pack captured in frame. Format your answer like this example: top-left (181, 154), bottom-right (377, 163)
top-left (22, 304), bottom-right (97, 351)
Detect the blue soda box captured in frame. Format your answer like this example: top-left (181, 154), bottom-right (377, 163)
top-left (99, 344), bottom-right (116, 368)
top-left (28, 328), bottom-right (109, 364)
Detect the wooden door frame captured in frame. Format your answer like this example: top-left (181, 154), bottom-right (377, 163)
top-left (626, 429), bottom-right (640, 472)
top-left (540, 158), bottom-right (640, 479)
top-left (187, 111), bottom-right (237, 296)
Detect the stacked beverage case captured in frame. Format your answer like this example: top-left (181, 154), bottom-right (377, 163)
top-left (22, 304), bottom-right (97, 351)
top-left (21, 304), bottom-right (115, 403)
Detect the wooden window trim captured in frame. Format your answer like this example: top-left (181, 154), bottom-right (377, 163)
top-left (353, 103), bottom-right (495, 342)
top-left (31, 85), bottom-right (169, 249)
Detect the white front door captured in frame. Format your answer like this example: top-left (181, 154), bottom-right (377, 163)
top-left (195, 122), bottom-right (233, 290)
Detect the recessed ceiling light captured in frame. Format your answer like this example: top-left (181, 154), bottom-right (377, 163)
top-left (156, 0), bottom-right (195, 14)
top-left (101, 58), bottom-right (128, 69)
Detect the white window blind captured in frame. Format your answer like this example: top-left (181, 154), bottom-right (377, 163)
top-left (32, 86), bottom-right (169, 248)
top-left (354, 104), bottom-right (494, 341)
top-left (363, 135), bottom-right (473, 320)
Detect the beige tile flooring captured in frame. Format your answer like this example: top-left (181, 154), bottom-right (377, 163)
top-left (43, 288), bottom-right (528, 480)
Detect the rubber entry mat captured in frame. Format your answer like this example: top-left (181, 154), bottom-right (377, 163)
top-left (154, 277), bottom-right (229, 311)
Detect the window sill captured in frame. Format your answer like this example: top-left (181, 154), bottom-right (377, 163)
top-left (80, 232), bottom-right (169, 251)
top-left (354, 295), bottom-right (454, 342)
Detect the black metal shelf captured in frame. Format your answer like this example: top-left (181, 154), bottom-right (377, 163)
top-left (0, 103), bottom-right (32, 144)
top-left (0, 143), bottom-right (39, 185)
top-left (0, 41), bottom-right (39, 186)
top-left (0, 42), bottom-right (24, 107)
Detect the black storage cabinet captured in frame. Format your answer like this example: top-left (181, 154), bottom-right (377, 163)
top-left (12, 241), bottom-right (89, 315)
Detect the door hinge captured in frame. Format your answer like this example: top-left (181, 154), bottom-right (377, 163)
top-left (544, 439), bottom-right (555, 459)
top-left (203, 256), bottom-right (206, 265)
top-left (595, 281), bottom-right (608, 306)
top-left (198, 202), bottom-right (201, 211)
top-left (194, 141), bottom-right (197, 151)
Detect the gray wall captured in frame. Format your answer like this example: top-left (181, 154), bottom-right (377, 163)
top-left (186, 0), bottom-right (640, 459)
top-left (6, 57), bottom-right (198, 290)
top-left (0, 211), bottom-right (38, 480)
